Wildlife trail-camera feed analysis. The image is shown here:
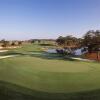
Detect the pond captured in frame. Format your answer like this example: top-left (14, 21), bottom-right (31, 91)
top-left (45, 49), bottom-right (57, 53)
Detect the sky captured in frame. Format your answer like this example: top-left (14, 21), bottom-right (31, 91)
top-left (0, 0), bottom-right (100, 40)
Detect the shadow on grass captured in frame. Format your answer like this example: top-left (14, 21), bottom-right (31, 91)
top-left (0, 81), bottom-right (100, 100)
top-left (0, 50), bottom-right (79, 62)
top-left (29, 52), bottom-right (77, 62)
top-left (39, 44), bottom-right (55, 46)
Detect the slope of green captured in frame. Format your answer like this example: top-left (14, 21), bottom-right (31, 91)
top-left (1, 81), bottom-right (100, 100)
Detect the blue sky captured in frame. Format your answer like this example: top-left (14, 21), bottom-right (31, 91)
top-left (0, 0), bottom-right (100, 40)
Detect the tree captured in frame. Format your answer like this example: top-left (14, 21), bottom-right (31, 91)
top-left (30, 40), bottom-right (35, 44)
top-left (64, 35), bottom-right (78, 47)
top-left (18, 41), bottom-right (22, 46)
top-left (11, 42), bottom-right (16, 46)
top-left (83, 30), bottom-right (100, 52)
top-left (38, 40), bottom-right (41, 44)
top-left (56, 36), bottom-right (65, 46)
top-left (1, 39), bottom-right (9, 47)
top-left (56, 35), bottom-right (79, 48)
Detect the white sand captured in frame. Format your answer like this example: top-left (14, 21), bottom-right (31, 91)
top-left (0, 50), bottom-right (8, 52)
top-left (0, 55), bottom-right (17, 59)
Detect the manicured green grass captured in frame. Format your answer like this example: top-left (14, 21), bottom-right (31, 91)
top-left (0, 56), bottom-right (100, 93)
top-left (0, 44), bottom-right (100, 100)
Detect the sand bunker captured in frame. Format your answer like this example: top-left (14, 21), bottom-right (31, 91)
top-left (0, 50), bottom-right (8, 52)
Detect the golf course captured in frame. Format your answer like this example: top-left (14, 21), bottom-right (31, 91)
top-left (0, 44), bottom-right (100, 100)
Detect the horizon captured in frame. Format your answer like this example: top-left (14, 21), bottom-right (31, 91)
top-left (0, 0), bottom-right (100, 40)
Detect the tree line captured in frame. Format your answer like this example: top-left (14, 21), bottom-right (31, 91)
top-left (0, 39), bottom-right (22, 47)
top-left (56, 30), bottom-right (100, 53)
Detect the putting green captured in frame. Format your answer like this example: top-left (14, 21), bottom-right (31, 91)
top-left (0, 55), bottom-right (100, 93)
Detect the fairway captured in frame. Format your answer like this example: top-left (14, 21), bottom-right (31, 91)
top-left (0, 44), bottom-right (100, 100)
